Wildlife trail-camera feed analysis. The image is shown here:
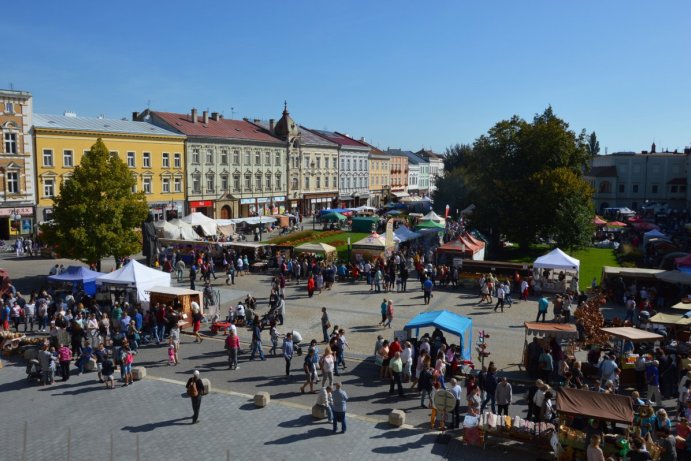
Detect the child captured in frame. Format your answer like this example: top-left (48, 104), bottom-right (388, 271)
top-left (167, 338), bottom-right (176, 366)
top-left (269, 322), bottom-right (279, 356)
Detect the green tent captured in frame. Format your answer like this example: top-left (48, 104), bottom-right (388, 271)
top-left (322, 212), bottom-right (347, 222)
top-left (351, 216), bottom-right (380, 232)
top-left (415, 220), bottom-right (445, 230)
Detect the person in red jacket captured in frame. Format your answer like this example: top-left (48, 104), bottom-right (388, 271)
top-left (307, 275), bottom-right (316, 298)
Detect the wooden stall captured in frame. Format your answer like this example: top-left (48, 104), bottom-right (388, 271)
top-left (599, 326), bottom-right (664, 388)
top-left (147, 286), bottom-right (203, 330)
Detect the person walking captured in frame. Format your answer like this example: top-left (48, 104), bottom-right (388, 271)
top-left (57, 343), bottom-right (72, 381)
top-left (300, 348), bottom-right (317, 394)
top-left (283, 332), bottom-right (294, 377)
top-left (536, 295), bottom-right (549, 322)
top-left (225, 330), bottom-right (240, 370)
top-left (320, 346), bottom-right (335, 388)
top-left (384, 300), bottom-right (394, 328)
top-left (495, 377), bottom-right (512, 416)
top-left (423, 277), bottom-right (433, 305)
top-left (249, 317), bottom-right (266, 361)
top-left (332, 382), bottom-right (348, 433)
top-left (389, 351), bottom-right (404, 397)
top-left (320, 307), bottom-right (330, 343)
top-left (647, 360), bottom-right (663, 405)
top-left (481, 366), bottom-right (498, 413)
top-left (186, 370), bottom-right (204, 424)
top-left (494, 284), bottom-right (505, 312)
top-left (378, 298), bottom-right (387, 326)
top-left (191, 304), bottom-right (203, 344)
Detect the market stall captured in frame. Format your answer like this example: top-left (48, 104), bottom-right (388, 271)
top-left (154, 218), bottom-right (200, 241)
top-left (96, 260), bottom-right (171, 305)
top-left (48, 265), bottom-right (104, 296)
top-left (180, 212), bottom-right (218, 236)
top-left (147, 286), bottom-right (204, 329)
top-left (293, 242), bottom-right (337, 262)
top-left (533, 248), bottom-right (580, 294)
top-left (403, 310), bottom-right (472, 361)
top-left (556, 387), bottom-right (634, 461)
top-left (522, 322), bottom-right (578, 371)
top-left (655, 270), bottom-right (691, 286)
top-left (351, 216), bottom-right (380, 232)
top-left (599, 326), bottom-right (664, 388)
top-left (351, 232), bottom-right (387, 263)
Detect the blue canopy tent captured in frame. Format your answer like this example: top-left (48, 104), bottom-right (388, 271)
top-left (48, 265), bottom-right (104, 295)
top-left (404, 310), bottom-right (472, 361)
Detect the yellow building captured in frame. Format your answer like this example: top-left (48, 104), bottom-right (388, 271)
top-left (32, 113), bottom-right (186, 222)
top-left (368, 149), bottom-right (391, 207)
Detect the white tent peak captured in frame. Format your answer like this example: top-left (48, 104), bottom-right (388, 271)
top-left (533, 248), bottom-right (580, 272)
top-left (420, 211), bottom-right (445, 224)
top-left (180, 212), bottom-right (217, 236)
top-left (97, 260), bottom-right (171, 302)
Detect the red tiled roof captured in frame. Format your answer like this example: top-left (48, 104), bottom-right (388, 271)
top-left (309, 129), bottom-right (369, 148)
top-left (151, 111), bottom-right (283, 143)
top-left (416, 149), bottom-right (441, 160)
top-left (587, 166), bottom-right (617, 177)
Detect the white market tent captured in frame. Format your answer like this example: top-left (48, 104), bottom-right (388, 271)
top-left (533, 248), bottom-right (580, 280)
top-left (420, 210), bottom-right (446, 225)
top-left (155, 218), bottom-right (200, 241)
top-left (181, 212), bottom-right (218, 236)
top-left (97, 260), bottom-right (171, 303)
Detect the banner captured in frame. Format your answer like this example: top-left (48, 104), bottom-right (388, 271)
top-left (385, 218), bottom-right (395, 249)
top-left (445, 204), bottom-right (450, 218)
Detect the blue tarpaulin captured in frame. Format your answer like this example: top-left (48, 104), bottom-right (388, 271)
top-left (48, 265), bottom-right (104, 295)
top-left (404, 310), bottom-right (473, 361)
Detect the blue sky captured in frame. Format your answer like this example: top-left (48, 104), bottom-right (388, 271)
top-left (5, 1), bottom-right (691, 154)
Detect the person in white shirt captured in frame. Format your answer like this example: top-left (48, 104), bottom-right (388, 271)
top-left (401, 341), bottom-right (413, 382)
top-left (235, 302), bottom-right (245, 323)
top-left (236, 257), bottom-right (244, 276)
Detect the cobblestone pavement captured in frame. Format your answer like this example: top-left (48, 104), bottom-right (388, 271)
top-left (0, 362), bottom-right (537, 461)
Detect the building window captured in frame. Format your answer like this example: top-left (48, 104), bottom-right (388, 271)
top-left (233, 150), bottom-right (240, 165)
top-left (632, 184), bottom-right (639, 193)
top-left (162, 177), bottom-right (170, 193)
top-left (5, 103), bottom-right (14, 114)
top-left (651, 184), bottom-right (658, 194)
top-left (256, 174), bottom-right (262, 191)
top-left (174, 177), bottom-right (182, 193)
top-left (245, 174), bottom-right (251, 191)
top-left (206, 149), bottom-right (213, 164)
top-left (333, 176), bottom-right (337, 188)
top-left (174, 153), bottom-right (181, 168)
top-left (131, 175), bottom-right (137, 193)
top-left (305, 177), bottom-right (310, 190)
top-left (192, 148), bottom-right (200, 164)
top-left (143, 152), bottom-right (151, 168)
top-left (4, 132), bottom-right (17, 154)
top-left (192, 176), bottom-right (201, 193)
top-left (316, 157), bottom-right (321, 169)
top-left (671, 185), bottom-right (678, 193)
top-left (346, 159), bottom-right (350, 171)
top-left (233, 175), bottom-right (240, 191)
top-left (341, 159), bottom-right (345, 171)
top-left (221, 174), bottom-right (228, 191)
top-left (325, 176), bottom-right (329, 188)
top-left (291, 177), bottom-right (298, 190)
top-left (265, 152), bottom-right (271, 165)
top-left (162, 153), bottom-right (170, 168)
top-left (63, 150), bottom-right (73, 167)
top-left (43, 178), bottom-right (55, 197)
top-left (255, 152), bottom-right (261, 165)
top-left (127, 152), bottom-right (135, 168)
top-left (206, 176), bottom-right (214, 192)
top-left (316, 176), bottom-right (321, 189)
top-left (266, 174), bottom-right (271, 191)
top-left (244, 151), bottom-right (251, 164)
top-left (6, 172), bottom-right (18, 193)
top-left (275, 152), bottom-right (281, 166)
top-left (683, 186), bottom-right (688, 193)
top-left (276, 174), bottom-right (281, 190)
top-left (220, 150), bottom-right (228, 165)
top-left (347, 177), bottom-right (351, 189)
top-left (143, 177), bottom-right (152, 194)
top-left (43, 149), bottom-right (53, 167)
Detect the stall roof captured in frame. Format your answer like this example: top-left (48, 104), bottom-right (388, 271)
top-left (145, 286), bottom-right (201, 296)
top-left (656, 270), bottom-right (691, 285)
top-left (533, 248), bottom-right (580, 271)
top-left (524, 322), bottom-right (579, 339)
top-left (556, 387), bottom-right (633, 424)
top-left (649, 313), bottom-right (691, 326)
top-left (48, 265), bottom-right (104, 283)
top-left (671, 301), bottom-right (691, 310)
top-left (602, 266), bottom-right (665, 277)
top-left (599, 327), bottom-right (664, 342)
top-left (404, 310), bottom-right (472, 361)
top-left (294, 242), bottom-right (337, 254)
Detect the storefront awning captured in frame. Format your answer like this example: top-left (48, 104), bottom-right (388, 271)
top-left (392, 191), bottom-right (409, 198)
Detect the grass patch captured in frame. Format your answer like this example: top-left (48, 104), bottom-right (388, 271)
top-left (495, 245), bottom-right (620, 291)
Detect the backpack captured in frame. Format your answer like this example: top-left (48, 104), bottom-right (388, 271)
top-left (187, 380), bottom-right (199, 397)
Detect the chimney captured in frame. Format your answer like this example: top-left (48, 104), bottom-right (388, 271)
top-left (210, 112), bottom-right (219, 121)
top-left (269, 119), bottom-right (275, 132)
top-left (191, 108), bottom-right (198, 123)
top-left (253, 119), bottom-right (260, 123)
top-left (202, 110), bottom-right (209, 124)
top-left (132, 111), bottom-right (139, 121)
top-left (360, 137), bottom-right (366, 143)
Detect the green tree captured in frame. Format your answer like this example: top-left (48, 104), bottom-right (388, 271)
top-left (41, 138), bottom-right (149, 269)
top-left (463, 107), bottom-right (591, 248)
top-left (442, 143), bottom-right (473, 172)
top-left (431, 168), bottom-right (470, 218)
top-left (586, 131), bottom-right (600, 157)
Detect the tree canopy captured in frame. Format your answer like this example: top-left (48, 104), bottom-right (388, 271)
top-left (436, 107), bottom-right (594, 249)
top-left (41, 138), bottom-right (149, 268)
top-left (586, 131), bottom-right (600, 157)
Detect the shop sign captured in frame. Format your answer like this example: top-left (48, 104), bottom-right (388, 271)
top-left (240, 198), bottom-right (255, 205)
top-left (257, 197), bottom-right (269, 204)
top-left (0, 207), bottom-right (33, 217)
top-left (273, 196), bottom-right (285, 202)
top-left (189, 200), bottom-right (212, 207)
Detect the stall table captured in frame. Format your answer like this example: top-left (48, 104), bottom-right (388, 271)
top-left (522, 322), bottom-right (578, 371)
top-left (599, 327), bottom-right (664, 389)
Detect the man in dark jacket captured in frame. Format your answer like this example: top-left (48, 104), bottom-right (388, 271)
top-left (186, 370), bottom-right (204, 424)
top-left (481, 369), bottom-right (498, 413)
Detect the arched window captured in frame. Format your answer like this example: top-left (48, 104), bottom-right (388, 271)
top-left (599, 181), bottom-right (612, 193)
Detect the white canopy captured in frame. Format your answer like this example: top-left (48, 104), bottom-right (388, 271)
top-left (155, 219), bottom-right (200, 241)
top-left (643, 229), bottom-right (668, 248)
top-left (97, 260), bottom-right (171, 302)
top-left (420, 211), bottom-right (446, 225)
top-left (533, 248), bottom-right (580, 273)
top-left (353, 233), bottom-right (387, 249)
top-left (351, 206), bottom-right (378, 213)
top-left (180, 212), bottom-right (217, 236)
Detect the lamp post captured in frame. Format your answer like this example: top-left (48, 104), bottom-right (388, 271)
top-left (347, 237), bottom-right (351, 262)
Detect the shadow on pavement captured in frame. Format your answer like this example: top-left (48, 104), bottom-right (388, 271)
top-left (265, 427), bottom-right (334, 444)
top-left (121, 417), bottom-right (190, 432)
top-left (277, 414), bottom-right (313, 428)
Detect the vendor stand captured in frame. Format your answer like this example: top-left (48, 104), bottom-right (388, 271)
top-left (556, 387), bottom-right (634, 461)
top-left (599, 327), bottom-right (664, 389)
top-left (403, 310), bottom-right (472, 363)
top-left (147, 286), bottom-right (204, 330)
top-left (533, 248), bottom-right (580, 294)
top-left (648, 313), bottom-right (691, 341)
top-left (522, 322), bottom-right (578, 372)
top-left (293, 242), bottom-right (338, 263)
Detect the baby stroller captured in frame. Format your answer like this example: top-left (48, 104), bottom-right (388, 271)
top-left (260, 306), bottom-right (279, 328)
top-left (26, 359), bottom-right (42, 384)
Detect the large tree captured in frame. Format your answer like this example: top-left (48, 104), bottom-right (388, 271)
top-left (442, 143), bottom-right (474, 172)
top-left (463, 107), bottom-right (592, 248)
top-left (431, 168), bottom-right (470, 217)
top-left (586, 131), bottom-right (600, 157)
top-left (41, 138), bottom-right (149, 269)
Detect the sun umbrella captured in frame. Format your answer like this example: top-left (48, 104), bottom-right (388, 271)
top-left (608, 221), bottom-right (627, 227)
top-left (322, 212), bottom-right (346, 222)
top-left (593, 216), bottom-right (607, 225)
